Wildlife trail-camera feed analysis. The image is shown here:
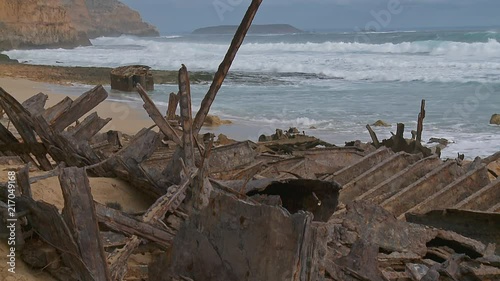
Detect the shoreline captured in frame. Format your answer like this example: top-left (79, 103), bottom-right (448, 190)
top-left (0, 61), bottom-right (214, 86)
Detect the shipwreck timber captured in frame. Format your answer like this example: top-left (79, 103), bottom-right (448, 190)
top-left (0, 0), bottom-right (499, 280)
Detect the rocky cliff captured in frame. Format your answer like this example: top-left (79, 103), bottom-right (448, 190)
top-left (0, 0), bottom-right (158, 51)
top-left (0, 0), bottom-right (90, 50)
top-left (61, 0), bottom-right (159, 38)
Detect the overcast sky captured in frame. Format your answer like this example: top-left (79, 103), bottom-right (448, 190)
top-left (120, 0), bottom-right (500, 34)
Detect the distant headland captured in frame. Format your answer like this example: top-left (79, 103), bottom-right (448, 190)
top-left (192, 24), bottom-right (303, 35)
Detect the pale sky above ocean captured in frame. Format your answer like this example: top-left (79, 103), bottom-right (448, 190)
top-left (120, 0), bottom-right (500, 33)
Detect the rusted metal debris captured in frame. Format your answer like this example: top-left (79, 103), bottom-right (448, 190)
top-left (1, 1), bottom-right (499, 280)
top-left (110, 65), bottom-right (154, 92)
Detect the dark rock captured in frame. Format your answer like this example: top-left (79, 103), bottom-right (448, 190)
top-left (372, 120), bottom-right (391, 127)
top-left (0, 54), bottom-right (18, 63)
top-left (490, 114), bottom-right (500, 125)
top-left (428, 137), bottom-right (450, 146)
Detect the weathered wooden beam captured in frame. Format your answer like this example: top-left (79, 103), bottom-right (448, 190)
top-left (366, 124), bottom-right (380, 148)
top-left (178, 65), bottom-right (195, 168)
top-left (59, 167), bottom-right (111, 281)
top-left (51, 85), bottom-right (108, 132)
top-left (166, 92), bottom-right (179, 120)
top-left (33, 114), bottom-right (110, 176)
top-left (21, 92), bottom-right (48, 116)
top-left (192, 0), bottom-right (263, 134)
top-left (113, 128), bottom-right (164, 197)
top-left (136, 84), bottom-right (182, 146)
top-left (95, 203), bottom-right (174, 248)
top-left (16, 196), bottom-right (94, 280)
top-left (0, 87), bottom-right (52, 170)
top-left (0, 122), bottom-right (32, 160)
top-left (16, 165), bottom-right (32, 198)
top-left (42, 96), bottom-right (73, 124)
top-left (71, 112), bottom-right (111, 141)
top-left (108, 170), bottom-right (197, 280)
top-left (416, 99), bottom-right (425, 143)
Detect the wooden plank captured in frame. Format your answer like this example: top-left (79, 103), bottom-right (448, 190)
top-left (42, 96), bottom-right (73, 124)
top-left (108, 170), bottom-right (197, 280)
top-left (0, 143), bottom-right (46, 155)
top-left (16, 196), bottom-right (94, 280)
top-left (59, 167), bottom-right (111, 281)
top-left (71, 112), bottom-right (111, 141)
top-left (21, 92), bottom-right (48, 116)
top-left (178, 65), bottom-right (195, 168)
top-left (16, 164), bottom-right (32, 198)
top-left (0, 87), bottom-right (52, 170)
top-left (166, 92), bottom-right (179, 120)
top-left (33, 115), bottom-right (108, 176)
top-left (136, 84), bottom-right (182, 146)
top-left (52, 85), bottom-right (108, 132)
top-left (95, 203), bottom-right (174, 248)
top-left (115, 128), bottom-right (164, 197)
top-left (366, 124), bottom-right (380, 148)
top-left (192, 0), bottom-right (263, 134)
top-left (0, 122), bottom-right (36, 163)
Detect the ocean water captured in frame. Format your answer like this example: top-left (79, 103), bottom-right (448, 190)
top-left (4, 29), bottom-right (500, 159)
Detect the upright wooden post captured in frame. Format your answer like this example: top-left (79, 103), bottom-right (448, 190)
top-left (178, 65), bottom-right (195, 168)
top-left (416, 99), bottom-right (426, 143)
top-left (166, 92), bottom-right (179, 120)
top-left (59, 167), bottom-right (111, 281)
top-left (192, 0), bottom-right (263, 134)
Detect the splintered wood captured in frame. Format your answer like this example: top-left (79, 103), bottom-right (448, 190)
top-left (0, 0), bottom-right (499, 280)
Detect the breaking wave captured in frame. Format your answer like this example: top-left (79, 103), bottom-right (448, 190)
top-left (3, 34), bottom-right (500, 83)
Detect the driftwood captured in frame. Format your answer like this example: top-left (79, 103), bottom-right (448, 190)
top-left (59, 167), bottom-right (110, 280)
top-left (1, 2), bottom-right (499, 280)
top-left (192, 0), bottom-right (263, 134)
top-left (95, 203), bottom-right (175, 248)
top-left (0, 87), bottom-right (52, 170)
top-left (166, 92), bottom-right (179, 121)
top-left (416, 99), bottom-right (425, 143)
top-left (108, 170), bottom-right (198, 280)
top-left (21, 92), bottom-right (48, 116)
top-left (366, 124), bottom-right (380, 148)
top-left (42, 96), bottom-right (73, 125)
top-left (178, 65), bottom-right (195, 168)
top-left (137, 83), bottom-right (182, 146)
top-left (16, 196), bottom-right (95, 280)
top-left (70, 112), bottom-right (111, 141)
top-left (51, 85), bottom-right (108, 132)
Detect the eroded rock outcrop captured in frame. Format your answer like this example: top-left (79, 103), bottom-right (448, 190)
top-left (0, 0), bottom-right (90, 50)
top-left (61, 0), bottom-right (159, 38)
top-left (0, 0), bottom-right (159, 51)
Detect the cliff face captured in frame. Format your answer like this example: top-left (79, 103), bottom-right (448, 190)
top-left (0, 0), bottom-right (90, 50)
top-left (0, 0), bottom-right (158, 51)
top-left (62, 0), bottom-right (159, 38)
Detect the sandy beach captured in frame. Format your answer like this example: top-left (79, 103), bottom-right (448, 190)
top-left (0, 77), bottom-right (155, 135)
